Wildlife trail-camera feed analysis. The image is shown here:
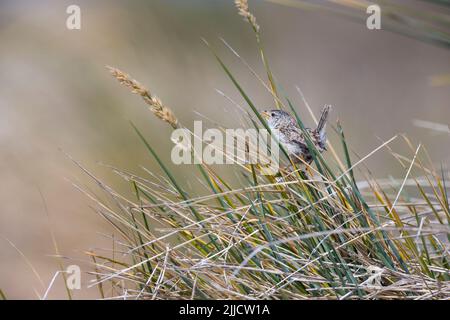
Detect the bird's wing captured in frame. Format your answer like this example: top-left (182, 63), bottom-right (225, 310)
top-left (292, 139), bottom-right (309, 153)
top-left (289, 129), bottom-right (309, 153)
top-left (287, 126), bottom-right (303, 140)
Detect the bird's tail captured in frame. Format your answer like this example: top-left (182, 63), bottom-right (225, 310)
top-left (316, 105), bottom-right (332, 134)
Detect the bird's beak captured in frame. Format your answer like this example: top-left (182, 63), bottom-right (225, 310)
top-left (261, 111), bottom-right (270, 120)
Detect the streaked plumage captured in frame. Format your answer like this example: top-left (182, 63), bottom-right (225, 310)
top-left (261, 106), bottom-right (331, 164)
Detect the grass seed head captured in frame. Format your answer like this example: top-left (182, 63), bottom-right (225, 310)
top-left (107, 66), bottom-right (179, 129)
top-left (235, 0), bottom-right (260, 32)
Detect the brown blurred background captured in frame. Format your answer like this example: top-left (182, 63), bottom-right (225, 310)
top-left (0, 0), bottom-right (449, 299)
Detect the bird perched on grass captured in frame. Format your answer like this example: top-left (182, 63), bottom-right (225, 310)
top-left (261, 105), bottom-right (331, 165)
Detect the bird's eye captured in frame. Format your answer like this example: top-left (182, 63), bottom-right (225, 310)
top-left (271, 112), bottom-right (276, 117)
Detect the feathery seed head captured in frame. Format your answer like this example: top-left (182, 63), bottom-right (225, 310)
top-left (107, 66), bottom-right (179, 129)
top-left (107, 66), bottom-right (148, 97)
top-left (234, 0), bottom-right (260, 32)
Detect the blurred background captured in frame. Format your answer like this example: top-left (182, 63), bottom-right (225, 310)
top-left (0, 0), bottom-right (449, 299)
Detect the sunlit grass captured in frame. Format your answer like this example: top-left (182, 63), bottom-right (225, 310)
top-left (76, 0), bottom-right (450, 300)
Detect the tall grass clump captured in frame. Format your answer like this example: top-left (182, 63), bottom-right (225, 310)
top-left (78, 1), bottom-right (449, 299)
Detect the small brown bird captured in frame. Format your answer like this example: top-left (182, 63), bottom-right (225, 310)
top-left (261, 105), bottom-right (331, 165)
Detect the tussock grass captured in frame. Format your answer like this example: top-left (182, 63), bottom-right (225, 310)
top-left (78, 1), bottom-right (450, 300)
